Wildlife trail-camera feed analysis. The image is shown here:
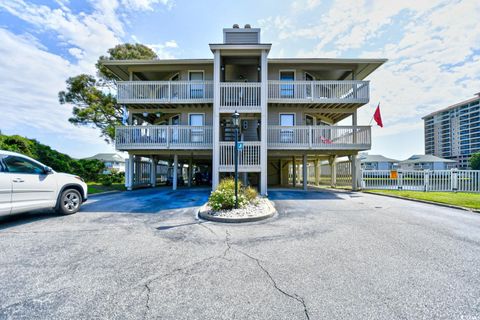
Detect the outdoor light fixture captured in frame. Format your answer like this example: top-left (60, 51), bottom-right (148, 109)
top-left (142, 112), bottom-right (148, 117)
top-left (156, 113), bottom-right (161, 117)
top-left (232, 110), bottom-right (240, 209)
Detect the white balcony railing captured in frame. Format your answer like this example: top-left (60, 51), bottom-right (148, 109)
top-left (219, 141), bottom-right (261, 172)
top-left (267, 126), bottom-right (371, 150)
top-left (220, 82), bottom-right (261, 111)
top-left (268, 80), bottom-right (369, 103)
top-left (117, 81), bottom-right (213, 104)
top-left (115, 125), bottom-right (213, 150)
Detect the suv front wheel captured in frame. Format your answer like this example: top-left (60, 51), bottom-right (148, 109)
top-left (56, 189), bottom-right (82, 215)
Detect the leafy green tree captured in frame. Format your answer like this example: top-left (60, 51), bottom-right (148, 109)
top-left (59, 44), bottom-right (157, 142)
top-left (0, 133), bottom-right (104, 182)
top-left (470, 152), bottom-right (480, 170)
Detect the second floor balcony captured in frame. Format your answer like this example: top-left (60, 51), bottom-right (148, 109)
top-left (115, 125), bottom-right (371, 152)
top-left (117, 80), bottom-right (369, 105)
top-left (115, 125), bottom-right (213, 150)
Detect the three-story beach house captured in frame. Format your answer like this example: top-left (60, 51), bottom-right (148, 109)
top-left (101, 25), bottom-right (386, 194)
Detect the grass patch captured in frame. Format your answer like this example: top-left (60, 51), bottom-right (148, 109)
top-left (87, 183), bottom-right (126, 195)
top-left (366, 190), bottom-right (480, 210)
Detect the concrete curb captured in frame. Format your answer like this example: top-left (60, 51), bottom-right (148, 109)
top-left (363, 191), bottom-right (480, 214)
top-left (198, 199), bottom-right (276, 223)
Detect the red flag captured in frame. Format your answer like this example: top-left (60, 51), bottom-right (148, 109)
top-left (373, 104), bottom-right (383, 128)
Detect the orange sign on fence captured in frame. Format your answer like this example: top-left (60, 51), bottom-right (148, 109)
top-left (390, 170), bottom-right (398, 179)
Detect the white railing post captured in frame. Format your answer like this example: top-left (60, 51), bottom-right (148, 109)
top-left (424, 169), bottom-right (430, 191)
top-left (166, 126), bottom-right (170, 148)
top-left (308, 126), bottom-right (312, 148)
top-left (451, 168), bottom-right (458, 192)
top-left (398, 171), bottom-right (403, 190)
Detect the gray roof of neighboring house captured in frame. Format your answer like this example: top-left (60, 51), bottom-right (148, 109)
top-left (359, 154), bottom-right (399, 163)
top-left (400, 154), bottom-right (456, 164)
top-left (83, 153), bottom-right (126, 163)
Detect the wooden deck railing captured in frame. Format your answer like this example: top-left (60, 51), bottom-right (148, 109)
top-left (267, 125), bottom-right (371, 150)
top-left (219, 82), bottom-right (261, 111)
top-left (268, 80), bottom-right (369, 103)
top-left (117, 81), bottom-right (213, 103)
top-left (115, 125), bottom-right (213, 150)
top-left (219, 141), bottom-right (261, 172)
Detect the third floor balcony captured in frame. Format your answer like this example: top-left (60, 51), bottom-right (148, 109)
top-left (117, 80), bottom-right (369, 106)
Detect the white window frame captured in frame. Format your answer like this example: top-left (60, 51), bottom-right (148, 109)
top-left (188, 70), bottom-right (205, 81)
top-left (304, 114), bottom-right (316, 126)
top-left (279, 69), bottom-right (296, 81)
top-left (304, 72), bottom-right (315, 80)
top-left (169, 72), bottom-right (180, 81)
top-left (279, 113), bottom-right (295, 126)
top-left (169, 114), bottom-right (180, 125)
top-left (188, 113), bottom-right (205, 126)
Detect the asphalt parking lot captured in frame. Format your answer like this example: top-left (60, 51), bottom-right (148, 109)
top-left (1, 187), bottom-right (480, 319)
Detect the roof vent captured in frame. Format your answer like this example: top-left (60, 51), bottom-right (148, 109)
top-left (244, 24), bottom-right (251, 28)
top-left (232, 24), bottom-right (239, 28)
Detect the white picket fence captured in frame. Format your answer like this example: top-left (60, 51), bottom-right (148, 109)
top-left (362, 169), bottom-right (480, 192)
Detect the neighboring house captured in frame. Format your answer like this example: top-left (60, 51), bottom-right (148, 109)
top-left (102, 25), bottom-right (386, 193)
top-left (399, 154), bottom-right (457, 171)
top-left (83, 153), bottom-right (126, 173)
top-left (359, 154), bottom-right (398, 170)
top-left (423, 93), bottom-right (480, 169)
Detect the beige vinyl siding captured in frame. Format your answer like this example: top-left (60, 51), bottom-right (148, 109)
top-left (128, 64), bottom-right (214, 81)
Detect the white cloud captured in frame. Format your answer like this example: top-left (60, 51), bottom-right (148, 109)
top-left (0, 0), bottom-right (174, 157)
top-left (260, 0), bottom-right (480, 157)
top-left (120, 0), bottom-right (173, 11)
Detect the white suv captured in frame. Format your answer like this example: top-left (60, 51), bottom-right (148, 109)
top-left (0, 150), bottom-right (88, 217)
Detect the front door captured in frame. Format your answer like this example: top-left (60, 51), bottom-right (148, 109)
top-left (189, 113), bottom-right (205, 143)
top-left (189, 71), bottom-right (204, 99)
top-left (280, 71), bottom-right (295, 98)
top-left (280, 113), bottom-right (295, 143)
top-left (3, 155), bottom-right (57, 214)
top-left (170, 114), bottom-right (180, 143)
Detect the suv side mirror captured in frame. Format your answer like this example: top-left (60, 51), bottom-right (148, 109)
top-left (44, 166), bottom-right (53, 174)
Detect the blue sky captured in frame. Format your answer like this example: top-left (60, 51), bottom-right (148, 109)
top-left (0, 0), bottom-right (479, 160)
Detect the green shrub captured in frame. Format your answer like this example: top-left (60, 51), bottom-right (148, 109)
top-left (100, 175), bottom-right (113, 186)
top-left (208, 178), bottom-right (258, 210)
top-left (244, 186), bottom-right (258, 202)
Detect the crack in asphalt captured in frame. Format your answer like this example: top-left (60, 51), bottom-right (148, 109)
top-left (233, 248), bottom-right (311, 320)
top-left (198, 221), bottom-right (216, 236)
top-left (143, 283), bottom-right (151, 320)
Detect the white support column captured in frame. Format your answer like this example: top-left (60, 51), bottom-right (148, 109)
top-left (350, 154), bottom-right (358, 191)
top-left (279, 159), bottom-right (284, 186)
top-left (314, 159), bottom-right (320, 186)
top-left (292, 156), bottom-right (296, 188)
top-left (303, 154), bottom-right (308, 191)
top-left (173, 154), bottom-right (178, 191)
top-left (260, 49), bottom-right (268, 196)
top-left (188, 157), bottom-right (192, 187)
top-left (212, 49), bottom-right (221, 191)
top-left (329, 156), bottom-right (337, 187)
top-left (150, 156), bottom-right (156, 187)
top-left (126, 154), bottom-right (134, 190)
top-left (352, 110), bottom-right (357, 145)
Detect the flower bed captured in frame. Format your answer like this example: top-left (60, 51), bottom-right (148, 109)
top-left (198, 178), bottom-right (276, 223)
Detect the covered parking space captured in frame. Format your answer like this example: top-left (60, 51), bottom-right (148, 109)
top-left (267, 150), bottom-right (362, 191)
top-left (125, 150), bottom-right (212, 191)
